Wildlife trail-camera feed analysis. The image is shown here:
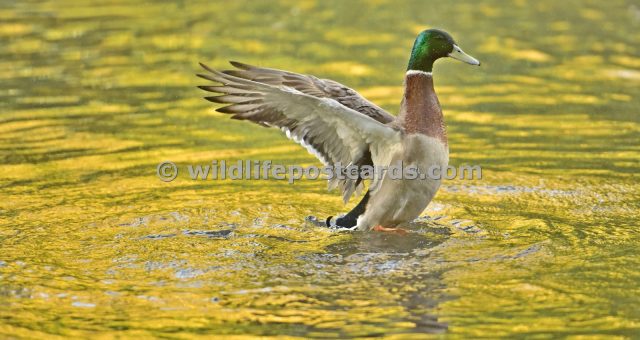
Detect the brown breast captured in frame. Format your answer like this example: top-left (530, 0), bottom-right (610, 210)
top-left (395, 71), bottom-right (447, 145)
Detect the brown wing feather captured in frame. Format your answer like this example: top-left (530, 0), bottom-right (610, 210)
top-left (223, 61), bottom-right (396, 124)
top-left (197, 62), bottom-right (399, 203)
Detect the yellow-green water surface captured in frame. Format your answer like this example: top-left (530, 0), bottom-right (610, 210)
top-left (1, 0), bottom-right (640, 338)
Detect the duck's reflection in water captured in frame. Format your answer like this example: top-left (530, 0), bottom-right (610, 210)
top-left (298, 222), bottom-right (452, 335)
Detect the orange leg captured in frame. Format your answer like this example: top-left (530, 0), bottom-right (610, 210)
top-left (373, 225), bottom-right (409, 235)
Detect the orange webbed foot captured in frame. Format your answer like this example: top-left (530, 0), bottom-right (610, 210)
top-left (372, 225), bottom-right (409, 235)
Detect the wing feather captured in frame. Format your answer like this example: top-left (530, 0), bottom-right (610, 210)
top-left (223, 61), bottom-right (396, 124)
top-left (198, 62), bottom-right (399, 202)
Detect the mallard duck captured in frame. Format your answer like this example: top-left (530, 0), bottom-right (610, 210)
top-left (197, 28), bottom-right (479, 232)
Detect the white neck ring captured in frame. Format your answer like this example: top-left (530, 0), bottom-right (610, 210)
top-left (406, 70), bottom-right (432, 77)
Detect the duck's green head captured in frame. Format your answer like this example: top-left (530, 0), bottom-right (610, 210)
top-left (407, 29), bottom-right (480, 73)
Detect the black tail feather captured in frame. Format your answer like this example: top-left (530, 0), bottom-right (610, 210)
top-left (327, 191), bottom-right (370, 228)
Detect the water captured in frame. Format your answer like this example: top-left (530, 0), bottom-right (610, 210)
top-left (1, 0), bottom-right (639, 337)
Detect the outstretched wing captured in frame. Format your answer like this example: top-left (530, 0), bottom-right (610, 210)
top-left (197, 62), bottom-right (399, 203)
top-left (221, 61), bottom-right (396, 124)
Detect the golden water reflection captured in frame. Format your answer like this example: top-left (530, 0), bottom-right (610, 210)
top-left (1, 0), bottom-right (639, 337)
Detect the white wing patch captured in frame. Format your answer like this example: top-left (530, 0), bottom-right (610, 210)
top-left (281, 126), bottom-right (330, 166)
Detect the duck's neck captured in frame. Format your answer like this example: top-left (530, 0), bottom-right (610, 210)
top-left (397, 70), bottom-right (447, 145)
